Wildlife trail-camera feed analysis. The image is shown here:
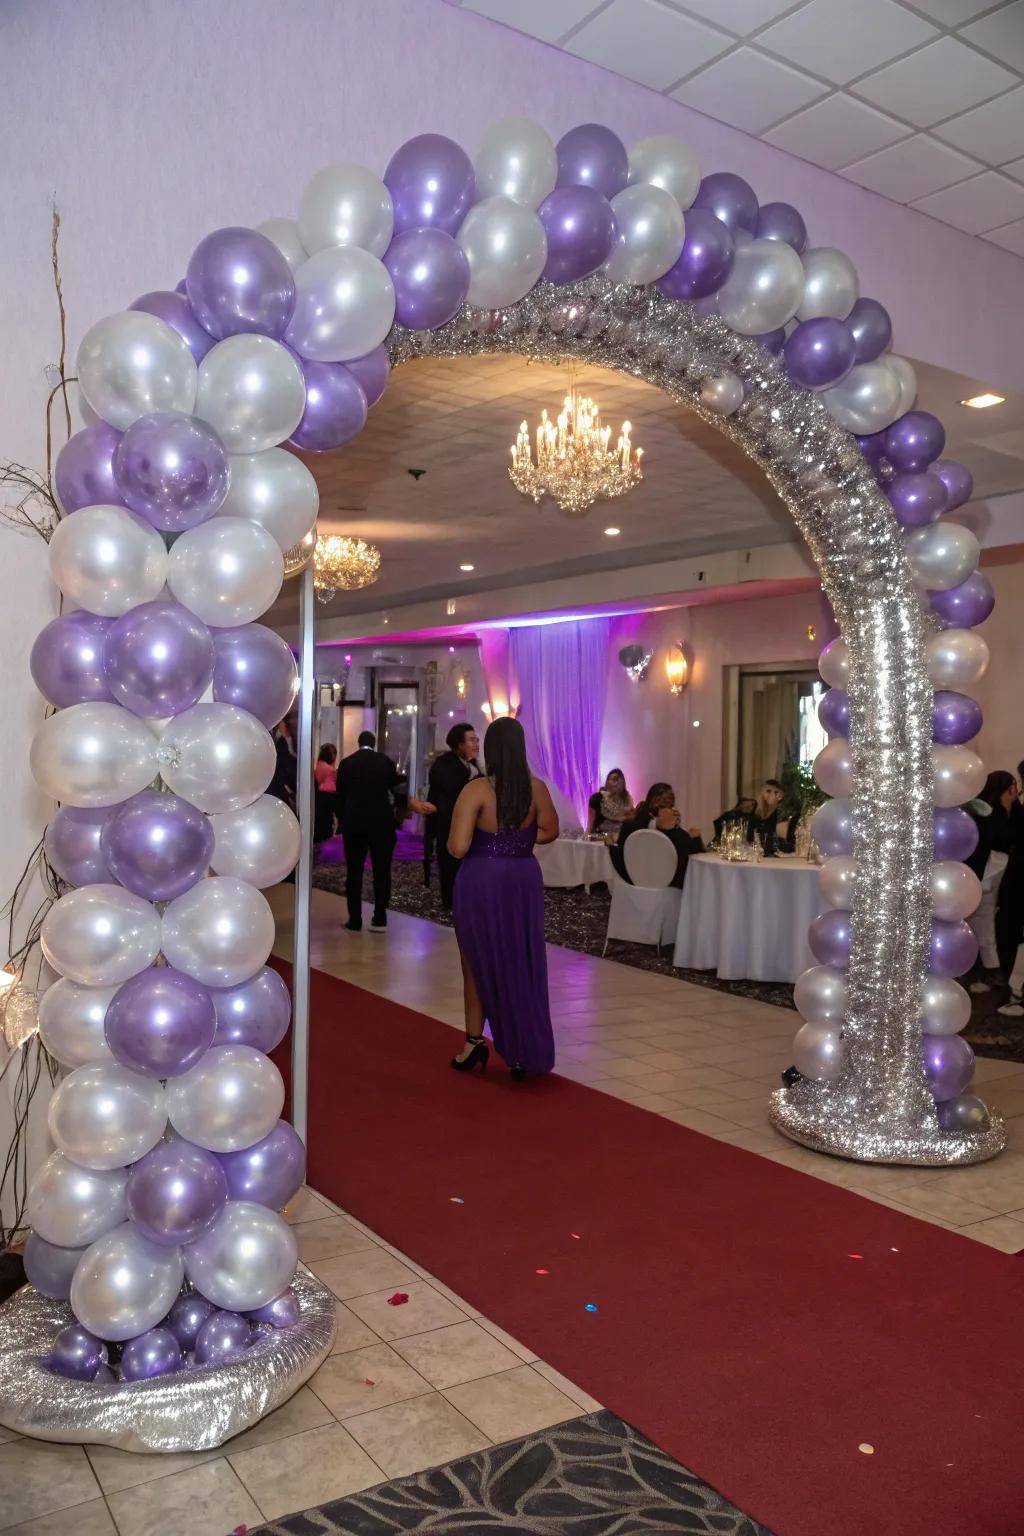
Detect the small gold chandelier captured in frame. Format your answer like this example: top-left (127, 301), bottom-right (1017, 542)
top-left (509, 376), bottom-right (643, 517)
top-left (312, 534), bottom-right (381, 604)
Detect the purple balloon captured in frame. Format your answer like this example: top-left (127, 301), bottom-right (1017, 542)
top-left (385, 133), bottom-right (475, 237)
top-left (784, 317), bottom-right (855, 391)
top-left (922, 1032), bottom-right (974, 1101)
top-left (817, 688), bottom-right (850, 737)
top-left (45, 806), bottom-right (115, 888)
top-left (930, 919), bottom-right (979, 979)
top-left (47, 1324), bottom-right (107, 1381)
top-left (186, 226), bottom-right (295, 340)
top-left (755, 201), bottom-right (806, 252)
top-left (288, 358), bottom-right (368, 452)
top-left (344, 346), bottom-right (390, 408)
top-left (754, 328), bottom-right (786, 356)
top-left (538, 185), bottom-right (617, 285)
top-left (210, 966), bottom-right (291, 1052)
top-left (692, 172), bottom-right (758, 235)
top-left (194, 1309), bottom-right (252, 1366)
top-left (103, 601), bottom-right (214, 718)
top-left (846, 298), bottom-right (892, 365)
top-left (101, 790), bottom-right (214, 901)
top-left (31, 612), bottom-right (114, 709)
top-left (887, 470), bottom-right (947, 529)
top-left (556, 123), bottom-right (629, 200)
top-left (932, 459), bottom-right (974, 512)
top-left (933, 690), bottom-right (982, 745)
top-left (175, 279), bottom-right (188, 295)
top-left (23, 1233), bottom-right (87, 1300)
top-left (884, 411), bottom-right (945, 472)
top-left (216, 1119), bottom-right (306, 1210)
top-left (105, 966), bottom-right (217, 1078)
top-left (113, 410), bottom-right (230, 532)
top-left (383, 228), bottom-right (470, 331)
top-left (855, 431), bottom-right (887, 465)
top-left (930, 572), bottom-right (994, 630)
top-left (933, 806), bottom-right (979, 862)
top-left (54, 422), bottom-right (125, 514)
top-left (127, 1138), bottom-right (227, 1247)
top-left (130, 290), bottom-right (215, 364)
top-left (211, 624), bottom-right (298, 729)
top-left (120, 1326), bottom-right (183, 1381)
top-left (811, 798), bottom-right (854, 857)
top-left (656, 208), bottom-right (735, 300)
top-left (808, 909), bottom-right (852, 969)
top-left (166, 1292), bottom-right (216, 1350)
top-left (247, 1286), bottom-right (299, 1328)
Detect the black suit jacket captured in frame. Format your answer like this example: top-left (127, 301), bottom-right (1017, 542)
top-left (427, 752), bottom-right (482, 842)
top-left (336, 747), bottom-right (401, 832)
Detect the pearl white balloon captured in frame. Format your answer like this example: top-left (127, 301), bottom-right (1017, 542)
top-left (48, 1063), bottom-right (166, 1171)
top-left (38, 979), bottom-right (117, 1067)
top-left (716, 239), bottom-right (804, 336)
top-left (794, 965), bottom-right (847, 1026)
top-left (819, 856), bottom-right (861, 910)
top-left (162, 876), bottom-right (275, 987)
top-left (926, 628), bottom-right (990, 690)
top-left (298, 163), bottom-right (394, 257)
top-left (888, 355), bottom-right (918, 415)
top-left (793, 1021), bottom-right (845, 1081)
top-left (27, 1151), bottom-right (127, 1247)
top-left (257, 218), bottom-right (308, 273)
top-left (71, 1222), bottom-right (183, 1342)
top-left (157, 702), bottom-right (276, 814)
top-left (30, 703), bottom-right (158, 809)
top-left (933, 744), bottom-right (986, 809)
top-left (824, 362), bottom-right (902, 434)
top-left (474, 118), bottom-right (557, 208)
top-left (41, 885), bottom-right (161, 987)
top-left (627, 133), bottom-right (700, 210)
top-left (48, 505), bottom-right (168, 617)
top-left (196, 335), bottom-right (306, 453)
top-left (814, 737), bottom-right (853, 798)
top-left (168, 516), bottom-right (284, 626)
top-left (818, 637), bottom-right (849, 690)
top-left (216, 449), bottom-right (319, 552)
top-left (166, 1043), bottom-right (284, 1152)
top-left (906, 522), bottom-right (979, 592)
top-left (457, 196), bottom-right (548, 309)
top-left (931, 859), bottom-right (982, 921)
top-left (797, 247), bottom-right (858, 321)
top-left (921, 974), bottom-right (971, 1036)
top-left (700, 373), bottom-right (743, 416)
top-left (210, 795), bottom-right (301, 887)
top-left (77, 311), bottom-right (197, 430)
top-left (604, 184), bottom-right (684, 285)
top-left (284, 246), bottom-right (396, 363)
top-left (183, 1200), bottom-right (297, 1311)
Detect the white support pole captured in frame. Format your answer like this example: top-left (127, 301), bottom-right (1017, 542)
top-left (290, 563), bottom-right (315, 1145)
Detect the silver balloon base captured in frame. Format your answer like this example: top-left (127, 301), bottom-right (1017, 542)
top-left (0, 1269), bottom-right (336, 1451)
top-left (769, 1087), bottom-right (1006, 1165)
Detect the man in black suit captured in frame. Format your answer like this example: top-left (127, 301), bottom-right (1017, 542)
top-left (427, 722), bottom-right (482, 909)
top-left (335, 730), bottom-right (404, 933)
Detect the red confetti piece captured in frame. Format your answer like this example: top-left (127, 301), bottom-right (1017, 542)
top-left (848, 1253), bottom-right (863, 1260)
top-left (386, 1292), bottom-right (409, 1306)
top-left (364, 1377), bottom-right (376, 1386)
top-left (570, 1233), bottom-right (581, 1240)
top-left (535, 1268), bottom-right (549, 1275)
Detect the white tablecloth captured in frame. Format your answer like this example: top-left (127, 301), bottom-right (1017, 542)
top-left (673, 853), bottom-right (824, 983)
top-left (535, 838), bottom-right (614, 890)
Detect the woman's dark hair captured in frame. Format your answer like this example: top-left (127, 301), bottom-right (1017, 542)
top-left (980, 770), bottom-right (1016, 809)
top-left (317, 744), bottom-right (337, 764)
top-left (446, 721), bottom-right (474, 752)
top-left (484, 717), bottom-right (532, 829)
top-left (604, 768), bottom-right (626, 788)
top-left (637, 782), bottom-right (673, 819)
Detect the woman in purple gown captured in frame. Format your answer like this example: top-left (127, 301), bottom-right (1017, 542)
top-left (447, 717), bottom-right (559, 1079)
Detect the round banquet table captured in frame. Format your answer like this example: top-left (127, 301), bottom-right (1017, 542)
top-left (534, 837), bottom-right (615, 891)
top-left (672, 852), bottom-right (825, 983)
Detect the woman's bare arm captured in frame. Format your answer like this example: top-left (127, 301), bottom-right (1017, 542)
top-left (533, 777), bottom-right (559, 845)
top-left (447, 779), bottom-right (484, 858)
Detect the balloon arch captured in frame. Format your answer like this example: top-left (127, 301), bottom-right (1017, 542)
top-left (0, 118), bottom-right (1002, 1446)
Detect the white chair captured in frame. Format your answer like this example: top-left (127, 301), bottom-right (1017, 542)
top-left (603, 829), bottom-right (682, 956)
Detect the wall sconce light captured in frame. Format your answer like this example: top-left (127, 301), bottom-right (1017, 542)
top-left (456, 672), bottom-right (468, 701)
top-left (666, 643), bottom-right (689, 696)
top-left (806, 624), bottom-right (817, 642)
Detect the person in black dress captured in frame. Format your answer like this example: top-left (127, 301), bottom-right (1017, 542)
top-left (967, 770), bottom-right (1020, 987)
top-left (427, 722), bottom-right (482, 910)
top-left (713, 796), bottom-right (756, 842)
top-left (612, 782), bottom-right (703, 889)
top-left (335, 731), bottom-right (405, 932)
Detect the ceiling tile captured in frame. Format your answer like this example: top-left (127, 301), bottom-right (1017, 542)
top-left (756, 0), bottom-right (938, 84)
top-left (851, 37), bottom-right (1017, 128)
top-left (1004, 156), bottom-right (1024, 181)
top-left (665, 0), bottom-right (806, 33)
top-left (842, 134), bottom-right (982, 200)
top-left (564, 0), bottom-right (732, 90)
top-left (763, 93), bottom-right (910, 170)
top-left (962, 2), bottom-right (1024, 77)
top-left (904, 0), bottom-right (1008, 21)
top-left (984, 217), bottom-right (1024, 254)
top-left (911, 170), bottom-right (1024, 232)
top-left (461, 0), bottom-right (601, 44)
top-left (935, 87), bottom-right (1024, 165)
top-left (670, 46), bottom-right (825, 131)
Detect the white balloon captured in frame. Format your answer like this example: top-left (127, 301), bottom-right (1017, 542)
top-left (814, 737), bottom-right (853, 798)
top-left (298, 163), bottom-right (394, 257)
top-left (196, 334), bottom-right (306, 453)
top-left (48, 1064), bottom-right (166, 1171)
top-left (716, 239), bottom-right (804, 336)
top-left (931, 860), bottom-right (982, 921)
top-left (285, 246), bottom-right (396, 363)
top-left (162, 875), bottom-right (275, 987)
top-left (888, 355), bottom-right (918, 415)
top-left (31, 702), bottom-right (158, 808)
top-left (797, 247), bottom-right (859, 321)
top-left (168, 516), bottom-right (284, 626)
top-left (27, 1151), bottom-right (127, 1247)
top-left (818, 637), bottom-right (849, 690)
top-left (926, 628), bottom-right (990, 690)
top-left (183, 1200), bottom-right (297, 1311)
top-left (210, 795), bottom-right (301, 886)
top-left (71, 1222), bottom-right (183, 1342)
top-left (48, 504), bottom-right (168, 617)
top-left (257, 218), bottom-right (308, 273)
top-left (700, 373), bottom-right (743, 416)
top-left (627, 133), bottom-right (700, 210)
top-left (905, 522), bottom-right (979, 592)
top-left (77, 311), bottom-right (197, 429)
top-left (920, 974), bottom-right (972, 1036)
top-left (157, 702), bottom-right (276, 813)
top-left (38, 979), bottom-right (117, 1067)
top-left (793, 1021), bottom-right (845, 1081)
top-left (216, 449), bottom-right (319, 552)
top-left (824, 362), bottom-right (902, 434)
top-left (475, 118), bottom-right (558, 208)
top-left (819, 855), bottom-right (861, 910)
top-left (933, 744), bottom-right (986, 808)
top-left (603, 184), bottom-right (684, 285)
top-left (457, 196), bottom-right (548, 309)
top-left (166, 1043), bottom-right (284, 1152)
top-left (794, 965), bottom-right (847, 1026)
top-left (41, 885), bottom-right (161, 987)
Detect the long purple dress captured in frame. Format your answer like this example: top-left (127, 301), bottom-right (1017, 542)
top-left (452, 824), bottom-right (555, 1075)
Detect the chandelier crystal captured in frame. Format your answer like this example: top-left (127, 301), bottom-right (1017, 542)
top-left (509, 382), bottom-right (643, 517)
top-left (312, 534), bottom-right (381, 604)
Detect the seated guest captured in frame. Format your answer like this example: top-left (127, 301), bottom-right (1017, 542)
top-left (587, 768), bottom-right (635, 835)
top-left (747, 779), bottom-right (785, 853)
top-left (612, 782), bottom-right (703, 889)
top-left (713, 796), bottom-right (756, 841)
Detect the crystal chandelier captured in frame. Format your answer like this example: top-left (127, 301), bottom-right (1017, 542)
top-left (509, 377), bottom-right (643, 517)
top-left (312, 534), bottom-right (381, 604)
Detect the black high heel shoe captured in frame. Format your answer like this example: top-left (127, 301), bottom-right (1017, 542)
top-left (509, 1066), bottom-right (526, 1082)
top-left (451, 1034), bottom-right (489, 1073)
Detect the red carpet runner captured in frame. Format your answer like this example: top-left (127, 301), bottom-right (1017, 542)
top-left (274, 964), bottom-right (1024, 1536)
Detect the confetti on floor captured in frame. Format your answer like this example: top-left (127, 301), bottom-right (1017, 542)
top-left (571, 1233), bottom-right (581, 1239)
top-left (535, 1268), bottom-right (549, 1275)
top-left (848, 1253), bottom-right (863, 1260)
top-left (450, 1197), bottom-right (464, 1204)
top-left (585, 1303), bottom-right (598, 1313)
top-left (386, 1292), bottom-right (410, 1306)
top-left (365, 1378), bottom-right (376, 1386)
top-left (858, 1444), bottom-right (874, 1455)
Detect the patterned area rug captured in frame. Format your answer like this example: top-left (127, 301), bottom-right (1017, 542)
top-left (254, 1409), bottom-right (772, 1535)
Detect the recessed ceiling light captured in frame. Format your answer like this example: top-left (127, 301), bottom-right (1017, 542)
top-left (604, 526), bottom-right (621, 537)
top-left (960, 392), bottom-right (1004, 409)
top-left (459, 562), bottom-right (475, 572)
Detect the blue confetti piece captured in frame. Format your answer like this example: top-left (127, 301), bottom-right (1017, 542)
top-left (584, 1303), bottom-right (598, 1313)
